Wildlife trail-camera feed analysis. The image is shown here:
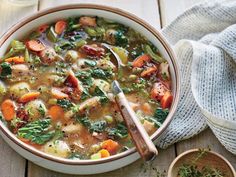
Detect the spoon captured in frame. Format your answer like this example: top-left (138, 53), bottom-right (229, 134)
top-left (101, 43), bottom-right (125, 69)
top-left (111, 80), bottom-right (158, 161)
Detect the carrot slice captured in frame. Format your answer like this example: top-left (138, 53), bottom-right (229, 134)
top-left (26, 40), bottom-right (45, 52)
top-left (101, 139), bottom-right (119, 153)
top-left (48, 105), bottom-right (64, 121)
top-left (37, 24), bottom-right (49, 33)
top-left (19, 92), bottom-right (40, 103)
top-left (99, 149), bottom-right (110, 158)
top-left (132, 54), bottom-right (151, 67)
top-left (1, 99), bottom-right (16, 121)
top-left (5, 56), bottom-right (25, 64)
top-left (161, 91), bottom-right (173, 109)
top-left (141, 66), bottom-right (157, 77)
top-left (51, 88), bottom-right (69, 99)
top-left (55, 20), bottom-right (67, 35)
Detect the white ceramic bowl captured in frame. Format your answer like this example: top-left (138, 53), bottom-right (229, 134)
top-left (0, 4), bottom-right (180, 175)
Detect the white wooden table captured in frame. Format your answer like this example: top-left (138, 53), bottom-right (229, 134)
top-left (0, 1), bottom-right (235, 177)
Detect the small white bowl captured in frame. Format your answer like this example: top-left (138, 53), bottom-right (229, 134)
top-left (0, 4), bottom-right (180, 174)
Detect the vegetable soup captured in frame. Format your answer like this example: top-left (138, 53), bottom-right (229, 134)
top-left (0, 16), bottom-right (173, 160)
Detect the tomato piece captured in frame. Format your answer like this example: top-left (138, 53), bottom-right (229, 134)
top-left (161, 91), bottom-right (173, 109)
top-left (150, 82), bottom-right (168, 101)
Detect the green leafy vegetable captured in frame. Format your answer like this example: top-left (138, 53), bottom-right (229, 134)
top-left (75, 70), bottom-right (93, 86)
top-left (115, 30), bottom-right (128, 46)
top-left (0, 62), bottom-right (12, 78)
top-left (89, 120), bottom-right (107, 133)
top-left (107, 122), bottom-right (128, 139)
top-left (17, 118), bottom-right (54, 144)
top-left (93, 86), bottom-right (108, 104)
top-left (154, 108), bottom-right (169, 124)
top-left (57, 99), bottom-right (74, 109)
top-left (84, 60), bottom-right (97, 67)
top-left (144, 45), bottom-right (165, 63)
top-left (3, 40), bottom-right (25, 59)
top-left (76, 115), bottom-right (107, 133)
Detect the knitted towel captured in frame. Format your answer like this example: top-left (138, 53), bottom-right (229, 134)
top-left (156, 0), bottom-right (236, 155)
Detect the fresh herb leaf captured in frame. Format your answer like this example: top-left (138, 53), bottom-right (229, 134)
top-left (107, 122), bottom-right (128, 139)
top-left (0, 62), bottom-right (12, 78)
top-left (89, 120), bottom-right (107, 133)
top-left (17, 118), bottom-right (54, 144)
top-left (57, 99), bottom-right (74, 109)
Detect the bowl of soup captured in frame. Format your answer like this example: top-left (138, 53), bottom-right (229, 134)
top-left (0, 4), bottom-right (180, 174)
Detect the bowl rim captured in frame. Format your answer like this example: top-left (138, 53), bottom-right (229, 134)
top-left (167, 148), bottom-right (236, 177)
top-left (0, 4), bottom-right (180, 165)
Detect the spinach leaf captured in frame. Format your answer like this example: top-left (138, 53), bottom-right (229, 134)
top-left (75, 70), bottom-right (93, 86)
top-left (154, 108), bottom-right (169, 124)
top-left (84, 60), bottom-right (97, 67)
top-left (76, 115), bottom-right (107, 133)
top-left (17, 118), bottom-right (54, 145)
top-left (91, 68), bottom-right (107, 79)
top-left (107, 122), bottom-right (128, 139)
top-left (144, 108), bottom-right (169, 128)
top-left (115, 30), bottom-right (128, 47)
top-left (0, 62), bottom-right (12, 78)
top-left (90, 120), bottom-right (107, 133)
top-left (76, 115), bottom-right (91, 128)
top-left (57, 99), bottom-right (74, 109)
top-left (93, 86), bottom-right (108, 104)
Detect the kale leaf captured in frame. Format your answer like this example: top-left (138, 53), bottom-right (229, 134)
top-left (76, 115), bottom-right (107, 133)
top-left (154, 108), bottom-right (169, 124)
top-left (17, 118), bottom-right (54, 145)
top-left (93, 86), bottom-right (108, 104)
top-left (57, 99), bottom-right (74, 109)
top-left (107, 122), bottom-right (128, 139)
top-left (0, 62), bottom-right (12, 78)
top-left (145, 108), bottom-right (169, 128)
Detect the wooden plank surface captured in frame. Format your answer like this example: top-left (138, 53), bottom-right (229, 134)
top-left (176, 129), bottom-right (236, 168)
top-left (159, 0), bottom-right (203, 26)
top-left (39, 0), bottom-right (161, 30)
top-left (0, 2), bottom-right (38, 177)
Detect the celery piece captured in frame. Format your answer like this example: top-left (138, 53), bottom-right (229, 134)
top-left (47, 26), bottom-right (58, 43)
top-left (144, 45), bottom-right (165, 63)
top-left (3, 40), bottom-right (25, 59)
top-left (75, 39), bottom-right (87, 48)
top-left (90, 153), bottom-right (101, 160)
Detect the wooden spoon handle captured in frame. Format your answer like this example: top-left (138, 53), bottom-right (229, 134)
top-left (115, 92), bottom-right (158, 161)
